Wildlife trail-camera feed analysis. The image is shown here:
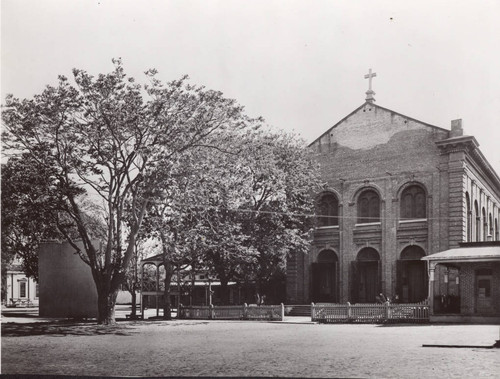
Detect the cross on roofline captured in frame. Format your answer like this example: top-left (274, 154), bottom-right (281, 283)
top-left (364, 68), bottom-right (377, 103)
top-left (364, 68), bottom-right (376, 91)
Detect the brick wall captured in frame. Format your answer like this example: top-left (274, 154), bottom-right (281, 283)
top-left (287, 102), bottom-right (500, 306)
top-left (291, 103), bottom-right (451, 303)
top-left (314, 103), bottom-right (449, 181)
top-left (459, 262), bottom-right (500, 315)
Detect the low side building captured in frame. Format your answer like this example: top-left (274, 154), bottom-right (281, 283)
top-left (4, 259), bottom-right (39, 307)
top-left (422, 241), bottom-right (500, 323)
top-left (39, 240), bottom-right (98, 318)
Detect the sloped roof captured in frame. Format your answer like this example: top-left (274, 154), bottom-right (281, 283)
top-left (142, 253), bottom-right (163, 263)
top-left (309, 102), bottom-right (449, 147)
top-left (422, 245), bottom-right (500, 262)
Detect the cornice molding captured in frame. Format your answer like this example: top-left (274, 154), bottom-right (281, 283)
top-left (437, 135), bottom-right (500, 197)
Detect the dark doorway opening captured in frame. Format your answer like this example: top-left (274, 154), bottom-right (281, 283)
top-left (476, 268), bottom-right (493, 314)
top-left (397, 246), bottom-right (427, 303)
top-left (311, 250), bottom-right (338, 303)
top-left (351, 248), bottom-right (380, 303)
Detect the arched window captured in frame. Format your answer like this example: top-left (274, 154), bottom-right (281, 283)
top-left (474, 201), bottom-right (480, 242)
top-left (465, 192), bottom-right (472, 242)
top-left (489, 213), bottom-right (493, 239)
top-left (482, 207), bottom-right (487, 241)
top-left (496, 219), bottom-right (499, 241)
top-left (316, 193), bottom-right (339, 227)
top-left (357, 190), bottom-right (380, 224)
top-left (357, 248), bottom-right (380, 261)
top-left (400, 185), bottom-right (426, 220)
top-left (317, 249), bottom-right (338, 263)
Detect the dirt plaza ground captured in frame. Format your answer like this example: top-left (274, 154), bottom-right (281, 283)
top-left (1, 307), bottom-right (499, 378)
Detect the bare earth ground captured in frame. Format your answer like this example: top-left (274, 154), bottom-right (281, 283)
top-left (1, 307), bottom-right (499, 378)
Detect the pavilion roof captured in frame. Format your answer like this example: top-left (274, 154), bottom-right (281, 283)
top-left (422, 245), bottom-right (500, 263)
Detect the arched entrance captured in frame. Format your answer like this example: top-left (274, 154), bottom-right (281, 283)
top-left (397, 246), bottom-right (427, 303)
top-left (351, 248), bottom-right (380, 303)
top-left (311, 250), bottom-right (338, 302)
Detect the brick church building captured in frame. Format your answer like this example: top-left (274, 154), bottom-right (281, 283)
top-left (286, 70), bottom-right (500, 320)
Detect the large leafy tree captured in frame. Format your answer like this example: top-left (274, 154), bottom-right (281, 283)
top-left (141, 136), bottom-right (248, 313)
top-left (1, 154), bottom-right (66, 281)
top-left (197, 158), bottom-right (257, 304)
top-left (164, 130), bottom-right (320, 305)
top-left (238, 132), bottom-right (321, 302)
top-left (2, 59), bottom-right (262, 324)
top-left (141, 172), bottom-right (202, 319)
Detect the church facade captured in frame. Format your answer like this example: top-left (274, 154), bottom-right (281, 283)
top-left (286, 77), bottom-right (500, 317)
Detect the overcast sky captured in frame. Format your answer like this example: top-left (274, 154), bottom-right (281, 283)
top-left (2, 0), bottom-right (500, 173)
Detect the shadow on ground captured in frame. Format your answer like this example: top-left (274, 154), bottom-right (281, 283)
top-left (376, 323), bottom-right (432, 327)
top-left (1, 321), bottom-right (138, 337)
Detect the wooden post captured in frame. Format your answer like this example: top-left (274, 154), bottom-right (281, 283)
top-left (243, 303), bottom-right (248, 320)
top-left (155, 263), bottom-right (159, 317)
top-left (208, 279), bottom-right (213, 306)
top-left (140, 263), bottom-right (145, 320)
top-left (428, 263), bottom-right (436, 316)
top-left (311, 302), bottom-right (315, 320)
top-left (280, 303), bottom-right (284, 321)
top-left (210, 304), bottom-right (215, 320)
top-left (385, 300), bottom-right (391, 321)
top-left (347, 302), bottom-right (352, 322)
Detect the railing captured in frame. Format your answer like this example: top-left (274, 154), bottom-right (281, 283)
top-left (141, 281), bottom-right (157, 292)
top-left (179, 304), bottom-right (284, 321)
top-left (178, 306), bottom-right (213, 319)
top-left (246, 305), bottom-right (283, 320)
top-left (213, 306), bottom-right (243, 320)
top-left (8, 298), bottom-right (35, 307)
top-left (312, 300), bottom-right (429, 323)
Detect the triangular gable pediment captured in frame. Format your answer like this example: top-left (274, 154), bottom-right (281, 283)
top-left (309, 102), bottom-right (449, 149)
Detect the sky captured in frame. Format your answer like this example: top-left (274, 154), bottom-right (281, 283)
top-left (2, 0), bottom-right (500, 173)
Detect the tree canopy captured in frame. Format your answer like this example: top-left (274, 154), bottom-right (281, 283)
top-left (2, 59), bottom-right (264, 323)
top-left (2, 59), bottom-right (321, 322)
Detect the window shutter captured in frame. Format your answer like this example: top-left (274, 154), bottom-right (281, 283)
top-left (369, 196), bottom-right (380, 222)
top-left (415, 192), bottom-right (426, 218)
top-left (378, 260), bottom-right (382, 296)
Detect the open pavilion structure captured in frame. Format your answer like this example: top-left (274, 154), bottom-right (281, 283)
top-left (423, 241), bottom-right (500, 323)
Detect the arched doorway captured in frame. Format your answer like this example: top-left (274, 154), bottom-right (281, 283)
top-left (351, 248), bottom-right (380, 303)
top-left (397, 246), bottom-right (427, 303)
top-left (311, 250), bottom-right (338, 303)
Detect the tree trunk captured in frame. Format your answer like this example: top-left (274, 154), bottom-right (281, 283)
top-left (190, 269), bottom-right (196, 306)
top-left (163, 264), bottom-right (174, 320)
top-left (97, 287), bottom-right (119, 325)
top-left (130, 290), bottom-right (137, 316)
top-left (255, 280), bottom-right (262, 305)
top-left (220, 277), bottom-right (230, 305)
top-left (163, 282), bottom-right (172, 320)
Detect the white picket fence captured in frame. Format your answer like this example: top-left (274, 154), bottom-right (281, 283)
top-left (179, 304), bottom-right (284, 321)
top-left (311, 300), bottom-right (429, 323)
